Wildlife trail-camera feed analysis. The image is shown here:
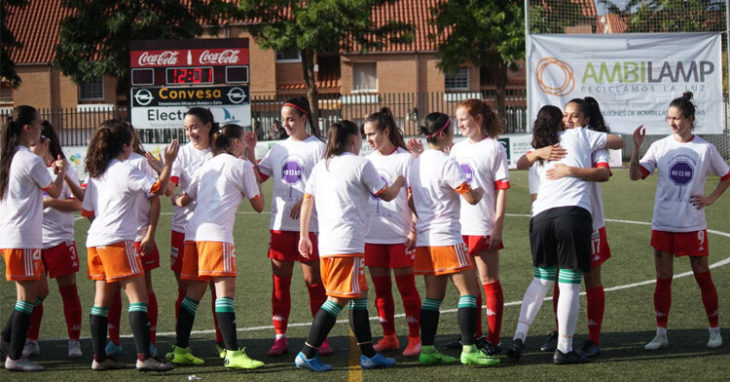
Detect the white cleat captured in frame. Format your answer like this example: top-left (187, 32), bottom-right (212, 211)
top-left (21, 340), bottom-right (40, 358)
top-left (68, 339), bottom-right (83, 358)
top-left (91, 357), bottom-right (125, 370)
top-left (644, 333), bottom-right (669, 351)
top-left (707, 330), bottom-right (723, 349)
top-left (5, 357), bottom-right (45, 371)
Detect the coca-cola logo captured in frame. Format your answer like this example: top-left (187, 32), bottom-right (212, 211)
top-left (199, 49), bottom-right (240, 64)
top-left (138, 51), bottom-right (179, 66)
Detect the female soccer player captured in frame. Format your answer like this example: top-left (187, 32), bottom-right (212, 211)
top-left (295, 120), bottom-right (402, 372)
top-left (362, 107), bottom-right (422, 356)
top-left (1, 106), bottom-right (66, 371)
top-left (408, 112), bottom-right (498, 367)
top-left (508, 105), bottom-right (624, 365)
top-left (23, 121), bottom-right (84, 359)
top-left (169, 124), bottom-right (265, 370)
top-left (258, 97), bottom-right (330, 356)
top-left (630, 92), bottom-right (730, 350)
top-left (82, 120), bottom-right (176, 371)
top-left (449, 99), bottom-right (509, 355)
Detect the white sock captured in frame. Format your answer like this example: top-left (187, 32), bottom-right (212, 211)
top-left (275, 333), bottom-right (286, 340)
top-left (556, 281), bottom-right (580, 353)
top-left (514, 276), bottom-right (555, 342)
top-left (656, 327), bottom-right (667, 336)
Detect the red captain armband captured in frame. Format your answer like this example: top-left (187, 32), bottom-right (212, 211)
top-left (252, 194), bottom-right (262, 200)
top-left (494, 179), bottom-right (510, 190)
top-left (149, 180), bottom-right (162, 194)
top-left (41, 184), bottom-right (53, 192)
top-left (453, 182), bottom-right (473, 194)
top-left (81, 183), bottom-right (87, 190)
top-left (373, 186), bottom-right (386, 197)
top-left (170, 176), bottom-right (180, 186)
top-left (303, 193), bottom-right (312, 199)
top-left (721, 171), bottom-right (730, 182)
top-left (594, 162), bottom-right (612, 176)
top-left (640, 165), bottom-right (650, 179)
top-left (259, 173), bottom-right (270, 182)
top-left (81, 209), bottom-right (94, 218)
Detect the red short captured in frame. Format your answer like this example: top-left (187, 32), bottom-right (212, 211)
top-left (590, 227), bottom-right (611, 267)
top-left (651, 229), bottom-right (709, 257)
top-left (364, 243), bottom-right (414, 268)
top-left (135, 241), bottom-right (160, 271)
top-left (268, 230), bottom-right (319, 263)
top-left (41, 241), bottom-right (80, 279)
top-left (462, 235), bottom-right (505, 256)
top-left (170, 230), bottom-right (185, 272)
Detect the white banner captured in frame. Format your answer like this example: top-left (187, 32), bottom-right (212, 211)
top-left (527, 33), bottom-right (724, 135)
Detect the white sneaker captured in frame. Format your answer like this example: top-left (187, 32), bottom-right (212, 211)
top-left (644, 333), bottom-right (669, 350)
top-left (68, 339), bottom-right (83, 358)
top-left (707, 329), bottom-right (723, 348)
top-left (21, 339), bottom-right (40, 358)
top-left (136, 357), bottom-right (174, 372)
top-left (91, 357), bottom-right (125, 370)
top-left (5, 357), bottom-right (45, 371)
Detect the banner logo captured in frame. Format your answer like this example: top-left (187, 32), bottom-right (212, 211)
top-left (536, 57), bottom-right (574, 96)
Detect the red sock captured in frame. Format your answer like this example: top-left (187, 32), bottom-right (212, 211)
top-left (108, 291), bottom-right (122, 345)
top-left (654, 278), bottom-right (672, 328)
top-left (372, 275), bottom-right (395, 335)
top-left (175, 288), bottom-right (186, 323)
top-left (59, 284), bottom-right (82, 340)
top-left (27, 302), bottom-right (43, 341)
top-left (474, 278), bottom-right (483, 338)
top-left (694, 271), bottom-right (719, 327)
top-left (148, 292), bottom-right (158, 346)
top-left (307, 281), bottom-right (327, 317)
top-left (395, 274), bottom-right (421, 338)
top-left (483, 281), bottom-right (504, 344)
top-left (552, 280), bottom-right (560, 330)
top-left (271, 274), bottom-right (292, 335)
top-left (211, 287), bottom-right (223, 344)
top-left (586, 285), bottom-right (605, 344)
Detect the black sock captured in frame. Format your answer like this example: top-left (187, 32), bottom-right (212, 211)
top-left (129, 309), bottom-right (151, 361)
top-left (2, 310), bottom-right (15, 343)
top-left (420, 309), bottom-right (440, 346)
top-left (457, 307), bottom-right (478, 346)
top-left (215, 311), bottom-right (238, 351)
top-left (303, 304), bottom-right (340, 358)
top-left (349, 299), bottom-right (375, 357)
top-left (176, 303), bottom-right (197, 348)
top-left (8, 310), bottom-right (31, 360)
top-left (90, 313), bottom-right (108, 361)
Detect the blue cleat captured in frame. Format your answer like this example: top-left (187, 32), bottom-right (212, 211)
top-left (105, 341), bottom-right (124, 357)
top-left (360, 352), bottom-right (396, 369)
top-left (295, 352), bottom-right (332, 372)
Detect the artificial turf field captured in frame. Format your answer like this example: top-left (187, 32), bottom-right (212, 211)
top-left (1, 168), bottom-right (729, 381)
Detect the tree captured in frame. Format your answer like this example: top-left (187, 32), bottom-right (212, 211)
top-left (599, 0), bottom-right (725, 32)
top-left (54, 0), bottom-right (225, 98)
top-left (430, 0), bottom-right (525, 130)
top-left (236, 0), bottom-right (413, 137)
top-left (1, 0), bottom-right (27, 88)
top-left (529, 0), bottom-right (586, 34)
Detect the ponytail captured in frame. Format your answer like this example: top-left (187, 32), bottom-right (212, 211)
top-left (457, 99), bottom-right (502, 138)
top-left (363, 107), bottom-right (407, 150)
top-left (1, 105), bottom-right (38, 199)
top-left (41, 121), bottom-right (65, 160)
top-left (531, 105), bottom-right (563, 156)
top-left (324, 120), bottom-right (359, 169)
top-left (283, 97), bottom-right (320, 139)
top-left (419, 112), bottom-right (451, 144)
top-left (85, 119), bottom-right (132, 178)
top-left (566, 97), bottom-right (610, 133)
top-left (669, 91), bottom-right (696, 124)
top-left (212, 124), bottom-right (243, 156)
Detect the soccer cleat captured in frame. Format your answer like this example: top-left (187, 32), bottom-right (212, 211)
top-left (21, 339), bottom-right (40, 358)
top-left (553, 349), bottom-right (590, 365)
top-left (707, 330), bottom-right (723, 348)
top-left (267, 336), bottom-right (289, 356)
top-left (5, 356), bottom-right (45, 371)
top-left (581, 339), bottom-right (601, 357)
top-left (402, 336), bottom-right (422, 356)
top-left (215, 343), bottom-right (226, 359)
top-left (224, 348), bottom-right (264, 369)
top-left (644, 333), bottom-right (669, 351)
top-left (68, 339), bottom-right (83, 358)
top-left (480, 341), bottom-right (502, 356)
top-left (295, 352), bottom-right (332, 372)
top-left (460, 345), bottom-right (500, 366)
top-left (540, 331), bottom-right (558, 352)
top-left (418, 345), bottom-right (457, 365)
top-left (318, 338), bottom-right (333, 355)
top-left (506, 338), bottom-right (524, 362)
top-left (105, 341), bottom-right (124, 357)
top-left (165, 345), bottom-right (204, 365)
top-left (136, 357), bottom-right (174, 371)
top-left (91, 357), bottom-right (125, 370)
top-left (360, 352), bottom-right (396, 369)
top-left (373, 334), bottom-right (400, 352)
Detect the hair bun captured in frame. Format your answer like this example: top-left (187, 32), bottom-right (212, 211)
top-left (682, 91), bottom-right (693, 100)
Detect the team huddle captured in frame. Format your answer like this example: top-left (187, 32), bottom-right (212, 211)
top-left (0, 92), bottom-right (727, 372)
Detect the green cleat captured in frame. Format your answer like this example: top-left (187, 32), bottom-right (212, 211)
top-left (460, 344), bottom-right (500, 366)
top-left (418, 345), bottom-right (457, 365)
top-left (224, 348), bottom-right (265, 369)
top-left (165, 345), bottom-right (205, 365)
top-left (216, 343), bottom-right (226, 359)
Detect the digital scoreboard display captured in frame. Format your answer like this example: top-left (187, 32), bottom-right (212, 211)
top-left (165, 67), bottom-right (215, 85)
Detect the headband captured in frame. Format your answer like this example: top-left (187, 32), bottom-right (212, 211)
top-left (284, 102), bottom-right (308, 115)
top-left (426, 118), bottom-right (450, 139)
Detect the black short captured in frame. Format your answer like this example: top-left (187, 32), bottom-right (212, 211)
top-left (529, 206), bottom-right (592, 273)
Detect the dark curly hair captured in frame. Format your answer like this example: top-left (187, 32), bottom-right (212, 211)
top-left (532, 105), bottom-right (563, 152)
top-left (85, 119), bottom-right (133, 178)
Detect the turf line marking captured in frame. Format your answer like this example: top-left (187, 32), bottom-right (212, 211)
top-left (347, 330), bottom-right (362, 382)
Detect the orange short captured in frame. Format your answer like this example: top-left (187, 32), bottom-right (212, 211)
top-left (414, 243), bottom-right (473, 276)
top-left (651, 229), bottom-right (709, 257)
top-left (320, 255), bottom-right (368, 298)
top-left (2, 248), bottom-right (44, 281)
top-left (181, 241), bottom-right (237, 280)
top-left (86, 241), bottom-right (144, 282)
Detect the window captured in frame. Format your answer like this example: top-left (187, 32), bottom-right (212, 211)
top-left (276, 47), bottom-right (301, 62)
top-left (78, 76), bottom-right (104, 101)
top-left (445, 67), bottom-right (469, 90)
top-left (0, 86), bottom-right (12, 104)
top-left (353, 62), bottom-right (377, 92)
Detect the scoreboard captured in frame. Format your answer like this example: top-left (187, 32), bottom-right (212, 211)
top-left (129, 38), bottom-right (250, 130)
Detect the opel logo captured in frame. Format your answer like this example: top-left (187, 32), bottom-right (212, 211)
top-left (134, 89), bottom-right (153, 106)
top-left (227, 87), bottom-right (247, 104)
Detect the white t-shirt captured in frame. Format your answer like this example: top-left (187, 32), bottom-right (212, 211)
top-left (184, 153), bottom-right (260, 243)
top-left (408, 149), bottom-right (469, 246)
top-left (364, 147), bottom-right (413, 244)
top-left (0, 146), bottom-right (53, 249)
top-left (170, 143), bottom-right (212, 233)
top-left (42, 165), bottom-right (79, 248)
top-left (640, 135), bottom-right (730, 232)
top-left (531, 128), bottom-right (607, 217)
top-left (83, 159), bottom-right (157, 247)
top-left (125, 152), bottom-right (157, 241)
top-left (258, 135), bottom-right (325, 232)
top-left (305, 153), bottom-right (386, 256)
top-left (450, 137), bottom-right (510, 236)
